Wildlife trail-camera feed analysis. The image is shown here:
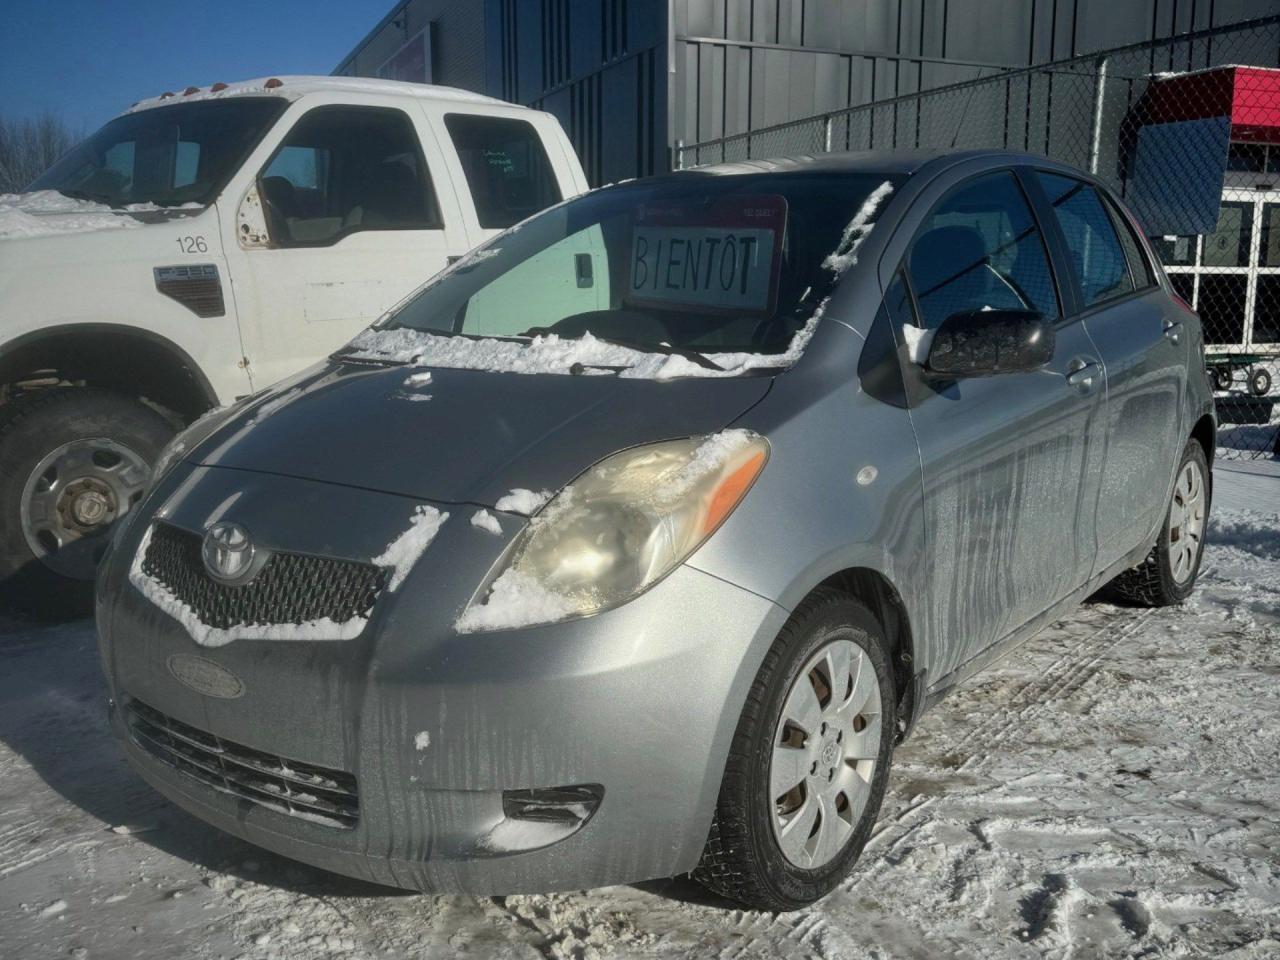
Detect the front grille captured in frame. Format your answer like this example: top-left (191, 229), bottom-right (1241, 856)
top-left (141, 522), bottom-right (386, 631)
top-left (127, 699), bottom-right (359, 828)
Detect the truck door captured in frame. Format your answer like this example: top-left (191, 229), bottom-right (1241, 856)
top-left (220, 102), bottom-right (470, 389)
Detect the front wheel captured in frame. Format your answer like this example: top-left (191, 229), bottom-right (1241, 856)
top-left (693, 589), bottom-right (896, 910)
top-left (0, 388), bottom-right (174, 618)
top-left (1107, 440), bottom-right (1209, 606)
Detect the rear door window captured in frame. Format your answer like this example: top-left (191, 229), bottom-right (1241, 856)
top-left (907, 170), bottom-right (1060, 328)
top-left (259, 106), bottom-right (442, 246)
top-left (444, 114), bottom-right (562, 229)
top-left (1036, 172), bottom-right (1134, 307)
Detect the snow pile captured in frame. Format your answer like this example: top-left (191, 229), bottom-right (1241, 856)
top-left (0, 190), bottom-right (144, 240)
top-left (372, 505), bottom-right (449, 591)
top-left (401, 370), bottom-right (432, 388)
top-left (470, 509), bottom-right (503, 535)
top-left (346, 303), bottom-right (826, 380)
top-left (455, 570), bottom-right (578, 634)
top-left (821, 180), bottom-right (895, 277)
top-left (494, 488), bottom-right (551, 516)
top-left (128, 525), bottom-right (368, 646)
top-left (413, 731), bottom-right (430, 751)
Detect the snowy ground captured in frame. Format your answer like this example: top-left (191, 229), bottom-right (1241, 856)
top-left (2, 469), bottom-right (1278, 960)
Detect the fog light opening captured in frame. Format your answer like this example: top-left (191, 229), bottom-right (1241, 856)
top-left (501, 784), bottom-right (603, 826)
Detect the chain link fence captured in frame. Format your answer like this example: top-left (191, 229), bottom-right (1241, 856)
top-left (677, 15), bottom-right (1280, 460)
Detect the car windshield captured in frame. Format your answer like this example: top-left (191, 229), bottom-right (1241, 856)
top-left (371, 171), bottom-right (902, 367)
top-left (28, 98), bottom-right (286, 207)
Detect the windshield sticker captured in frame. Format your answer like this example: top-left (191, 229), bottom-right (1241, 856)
top-left (626, 195), bottom-right (787, 316)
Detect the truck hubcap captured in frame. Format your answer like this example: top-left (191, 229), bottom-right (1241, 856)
top-left (770, 636), bottom-right (882, 870)
top-left (21, 438), bottom-right (151, 580)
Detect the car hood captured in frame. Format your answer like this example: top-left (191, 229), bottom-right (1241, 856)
top-left (194, 361), bottom-right (773, 505)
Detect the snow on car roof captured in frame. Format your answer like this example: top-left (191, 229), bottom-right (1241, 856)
top-left (126, 75), bottom-right (506, 115)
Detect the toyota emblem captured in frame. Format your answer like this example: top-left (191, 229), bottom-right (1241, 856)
top-left (202, 521), bottom-right (255, 584)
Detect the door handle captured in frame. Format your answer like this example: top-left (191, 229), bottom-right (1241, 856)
top-left (1065, 360), bottom-right (1102, 393)
top-left (1163, 320), bottom-right (1183, 345)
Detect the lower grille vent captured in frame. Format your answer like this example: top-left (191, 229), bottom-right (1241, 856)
top-left (127, 698), bottom-right (358, 828)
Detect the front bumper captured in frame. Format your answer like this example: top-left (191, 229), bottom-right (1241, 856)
top-left (98, 466), bottom-right (787, 893)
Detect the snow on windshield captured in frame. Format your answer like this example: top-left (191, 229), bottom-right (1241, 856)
top-left (345, 303), bottom-right (829, 380)
top-left (0, 190), bottom-right (151, 240)
top-left (822, 180), bottom-right (895, 277)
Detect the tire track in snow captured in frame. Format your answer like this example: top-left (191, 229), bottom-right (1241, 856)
top-left (738, 603), bottom-right (1163, 955)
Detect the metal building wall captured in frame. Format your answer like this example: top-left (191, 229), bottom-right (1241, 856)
top-left (671, 0), bottom-right (1280, 151)
top-left (333, 0), bottom-right (488, 93)
top-left (482, 0), bottom-right (669, 186)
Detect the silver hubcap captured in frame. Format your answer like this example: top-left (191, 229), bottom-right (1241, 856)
top-left (1168, 458), bottom-right (1206, 585)
top-left (21, 438), bottom-right (151, 580)
top-left (770, 637), bottom-right (883, 870)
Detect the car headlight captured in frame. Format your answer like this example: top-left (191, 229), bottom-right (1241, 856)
top-left (457, 429), bottom-right (769, 633)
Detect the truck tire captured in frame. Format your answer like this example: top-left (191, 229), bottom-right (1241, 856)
top-left (0, 388), bottom-right (175, 620)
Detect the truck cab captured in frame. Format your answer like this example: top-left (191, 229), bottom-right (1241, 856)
top-left (0, 76), bottom-right (588, 612)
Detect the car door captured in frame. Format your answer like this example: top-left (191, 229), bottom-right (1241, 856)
top-left (221, 100), bottom-right (470, 389)
top-left (1033, 172), bottom-right (1185, 576)
top-left (898, 169), bottom-right (1106, 680)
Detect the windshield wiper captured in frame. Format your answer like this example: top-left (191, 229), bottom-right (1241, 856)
top-left (57, 187), bottom-right (114, 206)
top-left (329, 345), bottom-right (409, 367)
top-left (516, 328), bottom-right (724, 371)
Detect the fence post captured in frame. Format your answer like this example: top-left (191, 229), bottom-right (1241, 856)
top-left (823, 115), bottom-right (833, 153)
top-left (675, 139), bottom-right (684, 170)
top-left (1088, 55), bottom-right (1109, 174)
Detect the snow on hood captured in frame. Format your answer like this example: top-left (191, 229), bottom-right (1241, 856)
top-left (0, 190), bottom-right (197, 240)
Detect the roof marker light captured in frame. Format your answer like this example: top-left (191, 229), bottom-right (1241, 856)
top-left (264, 78), bottom-right (283, 89)
top-left (159, 91), bottom-right (174, 99)
top-left (210, 82), bottom-right (228, 92)
top-left (183, 86), bottom-right (199, 96)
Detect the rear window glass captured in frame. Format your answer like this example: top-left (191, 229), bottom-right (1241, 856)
top-left (1037, 173), bottom-right (1134, 308)
top-left (444, 114), bottom-right (562, 229)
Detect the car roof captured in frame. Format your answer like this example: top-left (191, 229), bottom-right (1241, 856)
top-left (126, 75), bottom-right (507, 116)
top-left (684, 148), bottom-right (1085, 181)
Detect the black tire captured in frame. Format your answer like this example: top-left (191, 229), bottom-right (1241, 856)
top-left (1209, 366), bottom-right (1232, 393)
top-left (1249, 366), bottom-right (1271, 397)
top-left (1107, 440), bottom-right (1210, 607)
top-left (693, 588), bottom-right (897, 911)
top-left (0, 388), bottom-right (175, 620)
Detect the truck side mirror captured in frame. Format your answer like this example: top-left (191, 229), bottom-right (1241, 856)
top-left (236, 181), bottom-right (272, 250)
top-left (925, 309), bottom-right (1055, 378)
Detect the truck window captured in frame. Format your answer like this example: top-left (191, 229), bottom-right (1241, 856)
top-left (443, 114), bottom-right (562, 229)
top-left (259, 106), bottom-right (442, 247)
top-left (28, 98), bottom-right (285, 207)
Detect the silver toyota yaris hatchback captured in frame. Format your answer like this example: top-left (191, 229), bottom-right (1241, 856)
top-left (96, 149), bottom-right (1213, 910)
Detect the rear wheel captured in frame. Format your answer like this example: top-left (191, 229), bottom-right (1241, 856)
top-left (0, 388), bottom-right (174, 619)
top-left (693, 589), bottom-right (896, 910)
top-left (1107, 440), bottom-right (1209, 606)
top-left (1208, 366), bottom-right (1232, 392)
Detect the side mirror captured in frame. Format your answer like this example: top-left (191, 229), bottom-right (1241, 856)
top-left (925, 309), bottom-right (1055, 378)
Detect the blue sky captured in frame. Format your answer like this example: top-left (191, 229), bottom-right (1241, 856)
top-left (0, 1), bottom-right (390, 133)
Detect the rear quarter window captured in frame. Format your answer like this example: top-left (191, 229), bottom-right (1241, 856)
top-left (444, 114), bottom-right (562, 229)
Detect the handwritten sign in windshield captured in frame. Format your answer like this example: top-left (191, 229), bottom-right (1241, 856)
top-left (627, 195), bottom-right (787, 316)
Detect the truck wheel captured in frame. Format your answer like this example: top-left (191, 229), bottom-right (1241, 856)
top-left (0, 388), bottom-right (174, 619)
top-left (693, 589), bottom-right (896, 910)
top-left (1250, 366), bottom-right (1271, 397)
top-left (1106, 440), bottom-right (1209, 607)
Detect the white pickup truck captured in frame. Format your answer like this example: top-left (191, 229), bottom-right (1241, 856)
top-left (0, 76), bottom-right (588, 611)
